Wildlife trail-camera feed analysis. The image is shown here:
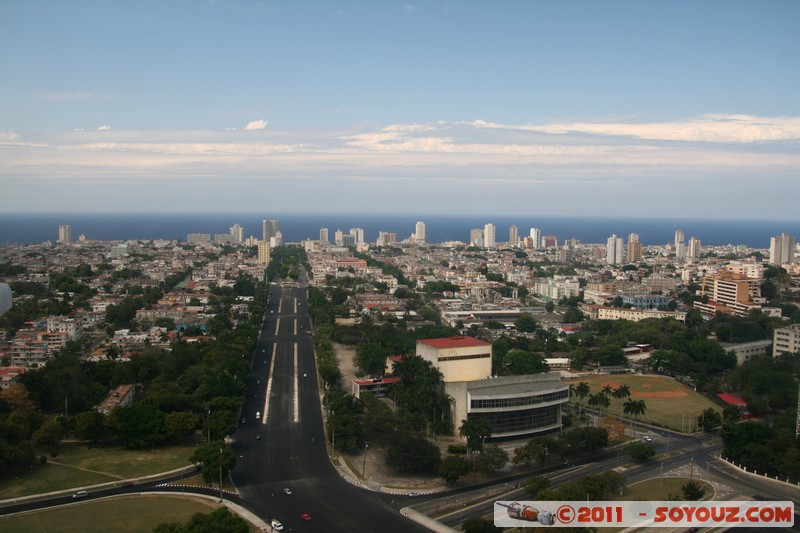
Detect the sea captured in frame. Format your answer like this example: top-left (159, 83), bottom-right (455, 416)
top-left (0, 212), bottom-right (798, 249)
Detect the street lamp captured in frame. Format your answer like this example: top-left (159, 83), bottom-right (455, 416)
top-left (362, 442), bottom-right (369, 477)
top-left (331, 410), bottom-right (335, 459)
top-left (219, 448), bottom-right (223, 503)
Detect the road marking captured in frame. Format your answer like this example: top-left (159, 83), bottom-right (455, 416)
top-left (262, 344), bottom-right (277, 424)
top-left (294, 318), bottom-right (297, 336)
top-left (278, 299), bottom-right (282, 314)
top-left (293, 342), bottom-right (299, 423)
top-left (274, 318), bottom-right (280, 336)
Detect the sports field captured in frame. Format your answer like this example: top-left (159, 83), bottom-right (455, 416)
top-left (566, 374), bottom-right (722, 432)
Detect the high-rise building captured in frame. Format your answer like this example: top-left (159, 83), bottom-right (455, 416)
top-left (230, 223), bottom-right (244, 243)
top-left (58, 224), bottom-right (72, 244)
top-left (262, 219), bottom-right (279, 242)
top-left (541, 235), bottom-right (558, 248)
top-left (470, 228), bottom-right (484, 247)
top-left (769, 232), bottom-right (796, 265)
top-left (508, 225), bottom-right (519, 247)
top-left (484, 223), bottom-right (496, 248)
top-left (606, 234), bottom-right (624, 265)
top-left (626, 233), bottom-right (642, 262)
top-left (342, 234), bottom-right (356, 247)
top-left (415, 221), bottom-right (426, 244)
top-left (695, 269), bottom-right (765, 317)
top-left (319, 228), bottom-right (329, 242)
top-left (257, 241), bottom-right (271, 265)
top-left (529, 228), bottom-right (541, 249)
top-left (688, 237), bottom-right (701, 260)
top-left (376, 231), bottom-right (397, 246)
top-left (674, 229), bottom-right (686, 260)
top-left (349, 227), bottom-right (365, 244)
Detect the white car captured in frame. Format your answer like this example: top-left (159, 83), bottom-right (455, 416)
top-left (641, 435), bottom-right (652, 442)
top-left (270, 519), bottom-right (283, 531)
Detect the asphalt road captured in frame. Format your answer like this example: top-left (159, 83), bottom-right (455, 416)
top-left (230, 277), bottom-right (430, 532)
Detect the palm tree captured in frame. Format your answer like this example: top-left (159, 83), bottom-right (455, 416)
top-left (575, 382), bottom-right (590, 424)
top-left (612, 384), bottom-right (632, 417)
top-left (459, 417), bottom-right (492, 454)
top-left (601, 384), bottom-right (614, 398)
top-left (588, 393), bottom-right (610, 425)
top-left (623, 399), bottom-right (647, 437)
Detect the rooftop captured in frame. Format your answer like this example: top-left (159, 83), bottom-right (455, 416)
top-left (417, 336), bottom-right (491, 349)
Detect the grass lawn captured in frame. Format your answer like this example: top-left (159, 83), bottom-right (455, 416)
top-left (612, 477), bottom-right (714, 501)
top-left (0, 442), bottom-right (200, 500)
top-left (0, 495), bottom-right (260, 533)
top-left (567, 374), bottom-right (722, 431)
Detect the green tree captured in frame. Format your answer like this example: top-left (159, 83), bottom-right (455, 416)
top-left (623, 399), bottom-right (647, 437)
top-left (459, 417), bottom-right (492, 454)
top-left (574, 381), bottom-right (590, 423)
top-left (625, 441), bottom-right (656, 462)
top-left (74, 411), bottom-right (106, 444)
top-left (612, 384), bottom-right (632, 417)
top-left (523, 475), bottom-right (551, 498)
top-left (109, 403), bottom-right (166, 449)
top-left (697, 408), bottom-right (722, 431)
top-left (439, 455), bottom-right (472, 484)
top-left (514, 314), bottom-right (538, 333)
top-left (31, 417), bottom-right (65, 454)
top-left (474, 444), bottom-right (509, 476)
top-left (505, 349), bottom-right (548, 375)
top-left (189, 441), bottom-right (237, 484)
top-left (681, 480), bottom-right (706, 500)
top-left (385, 434), bottom-right (440, 474)
top-left (164, 412), bottom-right (198, 442)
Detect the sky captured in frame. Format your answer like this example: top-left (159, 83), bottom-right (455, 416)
top-left (1, 0), bottom-right (799, 218)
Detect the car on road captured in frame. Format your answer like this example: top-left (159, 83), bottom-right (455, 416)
top-left (283, 487), bottom-right (292, 495)
top-left (256, 435), bottom-right (261, 440)
top-left (241, 417), bottom-right (246, 424)
top-left (300, 513), bottom-right (311, 522)
top-left (72, 490), bottom-right (88, 499)
top-left (270, 519), bottom-right (283, 531)
top-left (256, 411), bottom-right (261, 419)
top-left (641, 435), bottom-right (652, 442)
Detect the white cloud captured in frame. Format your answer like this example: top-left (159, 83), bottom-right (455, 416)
top-left (97, 124), bottom-right (112, 131)
top-left (471, 114), bottom-right (800, 143)
top-left (403, 5), bottom-right (418, 14)
top-left (245, 119), bottom-right (267, 130)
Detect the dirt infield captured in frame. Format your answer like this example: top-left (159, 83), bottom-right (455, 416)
top-left (566, 374), bottom-right (722, 431)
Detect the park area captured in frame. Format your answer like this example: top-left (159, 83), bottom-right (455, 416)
top-left (0, 442), bottom-right (199, 500)
top-left (566, 374), bottom-right (723, 432)
top-left (0, 495), bottom-right (260, 533)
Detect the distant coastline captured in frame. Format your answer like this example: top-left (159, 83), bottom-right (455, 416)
top-left (0, 212), bottom-right (798, 248)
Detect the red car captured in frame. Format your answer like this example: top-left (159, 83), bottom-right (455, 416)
top-left (300, 513), bottom-right (311, 522)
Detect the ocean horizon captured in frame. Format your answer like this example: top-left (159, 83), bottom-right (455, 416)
top-left (0, 212), bottom-right (798, 249)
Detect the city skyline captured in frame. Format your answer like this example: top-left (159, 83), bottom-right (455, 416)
top-left (2, 1), bottom-right (799, 217)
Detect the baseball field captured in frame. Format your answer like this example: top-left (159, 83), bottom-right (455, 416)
top-left (566, 374), bottom-right (723, 432)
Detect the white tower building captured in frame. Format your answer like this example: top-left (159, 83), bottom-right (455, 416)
top-left (484, 223), bottom-right (496, 248)
top-left (606, 234), bottom-right (624, 265)
top-left (415, 221), bottom-right (426, 244)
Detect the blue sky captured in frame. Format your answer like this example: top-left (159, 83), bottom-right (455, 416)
top-left (1, 0), bottom-right (799, 217)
